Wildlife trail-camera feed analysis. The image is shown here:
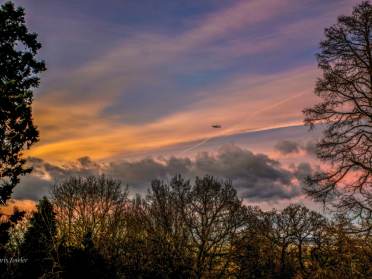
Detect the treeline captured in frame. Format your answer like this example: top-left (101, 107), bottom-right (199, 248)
top-left (0, 175), bottom-right (371, 279)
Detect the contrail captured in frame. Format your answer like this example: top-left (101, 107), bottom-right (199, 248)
top-left (226, 91), bottom-right (308, 134)
top-left (178, 136), bottom-right (213, 156)
top-left (177, 91), bottom-right (308, 156)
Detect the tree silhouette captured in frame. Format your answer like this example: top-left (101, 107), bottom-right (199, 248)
top-left (304, 1), bottom-right (372, 233)
top-left (0, 207), bottom-right (25, 264)
top-left (1, 175), bottom-right (367, 278)
top-left (144, 177), bottom-right (194, 278)
top-left (176, 175), bottom-right (245, 278)
top-left (14, 198), bottom-right (56, 279)
top-left (280, 204), bottom-right (326, 276)
top-left (59, 231), bottom-right (117, 279)
top-left (51, 175), bottom-right (128, 261)
top-left (232, 207), bottom-right (277, 279)
top-left (0, 1), bottom-right (45, 204)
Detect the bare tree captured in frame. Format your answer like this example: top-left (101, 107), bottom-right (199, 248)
top-left (178, 176), bottom-right (246, 278)
top-left (232, 207), bottom-right (277, 279)
top-left (269, 209), bottom-right (295, 277)
top-left (103, 193), bottom-right (153, 277)
top-left (143, 175), bottom-right (246, 278)
top-left (309, 214), bottom-right (372, 279)
top-left (304, 1), bottom-right (372, 233)
top-left (143, 177), bottom-right (193, 278)
top-left (51, 175), bottom-right (128, 261)
top-left (281, 204), bottom-right (326, 275)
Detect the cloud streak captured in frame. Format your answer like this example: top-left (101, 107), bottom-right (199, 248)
top-left (29, 65), bottom-right (318, 162)
top-left (18, 0), bottom-right (357, 163)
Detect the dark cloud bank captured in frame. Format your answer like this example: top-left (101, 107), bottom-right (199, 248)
top-left (14, 145), bottom-right (313, 203)
top-left (274, 140), bottom-right (317, 156)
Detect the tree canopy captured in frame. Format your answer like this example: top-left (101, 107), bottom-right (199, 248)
top-left (0, 1), bottom-right (45, 204)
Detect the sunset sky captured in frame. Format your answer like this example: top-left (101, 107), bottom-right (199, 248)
top-left (9, 0), bottom-right (361, 209)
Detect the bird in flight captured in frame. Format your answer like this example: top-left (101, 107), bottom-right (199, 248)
top-left (211, 124), bottom-right (221, 128)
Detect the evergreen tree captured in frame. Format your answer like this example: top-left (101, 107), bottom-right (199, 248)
top-left (0, 1), bottom-right (45, 204)
top-left (14, 198), bottom-right (56, 278)
top-left (59, 231), bottom-right (117, 279)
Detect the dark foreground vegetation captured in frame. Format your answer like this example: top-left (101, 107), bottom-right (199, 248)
top-left (0, 175), bottom-right (370, 279)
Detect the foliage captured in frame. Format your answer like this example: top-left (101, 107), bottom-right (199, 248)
top-left (0, 207), bottom-right (25, 258)
top-left (58, 231), bottom-right (117, 279)
top-left (13, 198), bottom-right (56, 279)
top-left (0, 1), bottom-right (45, 204)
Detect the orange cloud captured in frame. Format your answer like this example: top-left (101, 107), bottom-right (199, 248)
top-left (1, 199), bottom-right (36, 215)
top-left (27, 65), bottom-right (319, 163)
top-left (26, 0), bottom-right (355, 163)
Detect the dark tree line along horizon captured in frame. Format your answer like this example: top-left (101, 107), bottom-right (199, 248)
top-left (2, 175), bottom-right (372, 278)
top-left (1, 1), bottom-right (372, 278)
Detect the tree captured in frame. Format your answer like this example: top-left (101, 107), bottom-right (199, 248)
top-left (232, 207), bottom-right (277, 279)
top-left (0, 1), bottom-right (45, 204)
top-left (280, 204), bottom-right (326, 276)
top-left (14, 197), bottom-right (57, 279)
top-left (59, 231), bottom-right (117, 279)
top-left (303, 1), bottom-right (372, 233)
top-left (308, 215), bottom-right (372, 279)
top-left (269, 209), bottom-right (296, 278)
top-left (0, 207), bottom-right (25, 261)
top-left (178, 175), bottom-right (246, 278)
top-left (143, 177), bottom-right (193, 278)
top-left (136, 175), bottom-right (246, 278)
top-left (51, 175), bottom-right (128, 262)
top-left (117, 196), bottom-right (155, 277)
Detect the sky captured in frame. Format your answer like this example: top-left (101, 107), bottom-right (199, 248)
top-left (6, 0), bottom-right (362, 210)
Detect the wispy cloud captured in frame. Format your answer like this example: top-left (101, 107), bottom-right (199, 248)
top-left (29, 65), bottom-right (318, 161)
top-left (24, 0), bottom-right (356, 162)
